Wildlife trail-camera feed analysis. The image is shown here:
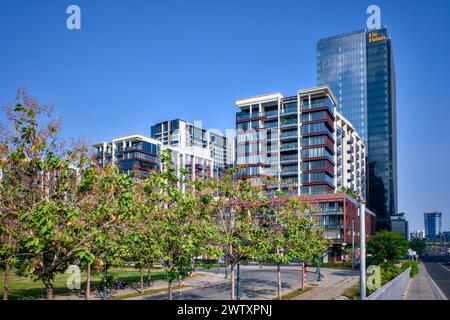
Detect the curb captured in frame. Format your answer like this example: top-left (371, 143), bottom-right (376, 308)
top-left (403, 278), bottom-right (412, 300)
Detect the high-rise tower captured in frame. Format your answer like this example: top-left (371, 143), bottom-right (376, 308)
top-left (317, 28), bottom-right (397, 230)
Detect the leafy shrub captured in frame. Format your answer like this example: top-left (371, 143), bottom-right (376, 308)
top-left (401, 260), bottom-right (419, 278)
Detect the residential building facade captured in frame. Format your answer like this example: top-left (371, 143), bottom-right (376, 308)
top-left (150, 119), bottom-right (233, 175)
top-left (92, 134), bottom-right (216, 184)
top-left (317, 28), bottom-right (397, 231)
top-left (235, 86), bottom-right (366, 198)
top-left (235, 86), bottom-right (372, 261)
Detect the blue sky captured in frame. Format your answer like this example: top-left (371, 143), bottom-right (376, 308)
top-left (1, 0), bottom-right (449, 232)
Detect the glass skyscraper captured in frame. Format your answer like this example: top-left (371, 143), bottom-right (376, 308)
top-left (317, 28), bottom-right (397, 230)
top-left (424, 211), bottom-right (442, 239)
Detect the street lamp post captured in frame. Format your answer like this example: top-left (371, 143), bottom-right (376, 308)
top-left (224, 259), bottom-right (228, 279)
top-left (236, 262), bottom-right (241, 300)
top-left (358, 198), bottom-right (367, 300)
top-left (317, 256), bottom-right (322, 281)
top-left (102, 258), bottom-right (108, 300)
top-left (352, 219), bottom-right (355, 270)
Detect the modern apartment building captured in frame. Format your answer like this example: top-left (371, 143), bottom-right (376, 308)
top-left (235, 86), bottom-right (366, 198)
top-left (424, 211), bottom-right (442, 239)
top-left (317, 28), bottom-right (397, 230)
top-left (92, 134), bottom-right (216, 183)
top-left (151, 119), bottom-right (233, 175)
top-left (93, 135), bottom-right (161, 179)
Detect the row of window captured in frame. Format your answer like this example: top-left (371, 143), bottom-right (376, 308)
top-left (301, 135), bottom-right (326, 147)
top-left (301, 147), bottom-right (333, 160)
top-left (301, 122), bottom-right (332, 135)
top-left (118, 152), bottom-right (159, 163)
top-left (301, 172), bottom-right (334, 184)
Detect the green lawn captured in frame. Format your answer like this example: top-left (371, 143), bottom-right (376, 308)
top-left (0, 269), bottom-right (166, 300)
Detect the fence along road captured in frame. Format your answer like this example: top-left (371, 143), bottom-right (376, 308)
top-left (367, 267), bottom-right (411, 300)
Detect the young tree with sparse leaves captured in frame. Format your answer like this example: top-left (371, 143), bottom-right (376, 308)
top-left (208, 170), bottom-right (264, 300)
top-left (143, 150), bottom-right (219, 300)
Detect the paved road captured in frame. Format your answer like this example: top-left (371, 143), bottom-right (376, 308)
top-left (131, 265), bottom-right (319, 300)
top-left (422, 255), bottom-right (450, 299)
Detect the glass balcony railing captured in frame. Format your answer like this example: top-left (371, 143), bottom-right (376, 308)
top-left (280, 131), bottom-right (298, 139)
top-left (280, 142), bottom-right (298, 151)
top-left (280, 120), bottom-right (297, 127)
top-left (265, 110), bottom-right (279, 117)
top-left (301, 99), bottom-right (334, 114)
top-left (280, 155), bottom-right (298, 163)
top-left (281, 106), bottom-right (297, 115)
top-left (236, 112), bottom-right (265, 121)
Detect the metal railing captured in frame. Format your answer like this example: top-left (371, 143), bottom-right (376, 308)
top-left (367, 267), bottom-right (411, 300)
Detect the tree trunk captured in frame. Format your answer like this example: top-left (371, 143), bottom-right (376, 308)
top-left (168, 279), bottom-right (173, 300)
top-left (277, 264), bottom-right (282, 300)
top-left (147, 263), bottom-right (152, 285)
top-left (45, 282), bottom-right (54, 300)
top-left (140, 267), bottom-right (144, 294)
top-left (3, 261), bottom-right (9, 300)
top-left (230, 262), bottom-right (236, 300)
top-left (85, 264), bottom-right (91, 300)
top-left (301, 261), bottom-right (306, 290)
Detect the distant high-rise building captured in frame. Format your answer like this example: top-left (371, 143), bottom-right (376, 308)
top-left (317, 28), bottom-right (397, 231)
top-left (391, 212), bottom-right (409, 240)
top-left (424, 211), bottom-right (442, 238)
top-left (410, 229), bottom-right (426, 240)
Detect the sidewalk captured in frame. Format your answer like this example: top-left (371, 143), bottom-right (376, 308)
top-left (293, 268), bottom-right (359, 300)
top-left (404, 262), bottom-right (447, 300)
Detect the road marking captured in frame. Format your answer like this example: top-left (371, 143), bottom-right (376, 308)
top-left (439, 263), bottom-right (450, 272)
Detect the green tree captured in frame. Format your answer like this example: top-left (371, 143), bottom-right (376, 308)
top-left (367, 231), bottom-right (408, 265)
top-left (409, 239), bottom-right (426, 256)
top-left (208, 170), bottom-right (264, 300)
top-left (0, 89), bottom-right (136, 299)
top-left (143, 150), bottom-right (218, 300)
top-left (263, 198), bottom-right (328, 298)
top-left (0, 88), bottom-right (63, 300)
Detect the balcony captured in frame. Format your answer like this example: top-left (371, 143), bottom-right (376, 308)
top-left (280, 131), bottom-right (298, 141)
top-left (347, 154), bottom-right (354, 163)
top-left (280, 155), bottom-right (298, 164)
top-left (265, 110), bottom-right (279, 118)
top-left (280, 119), bottom-right (297, 128)
top-left (236, 111), bottom-right (266, 121)
top-left (347, 163), bottom-right (354, 172)
top-left (281, 178), bottom-right (299, 187)
top-left (347, 136), bottom-right (354, 145)
top-left (301, 99), bottom-right (334, 115)
top-left (281, 106), bottom-right (297, 116)
top-left (348, 145), bottom-right (354, 153)
top-left (280, 142), bottom-right (298, 152)
top-left (281, 168), bottom-right (298, 176)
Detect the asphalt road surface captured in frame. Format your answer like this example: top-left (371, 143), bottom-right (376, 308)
top-left (422, 254), bottom-right (450, 299)
top-left (135, 265), bottom-right (319, 300)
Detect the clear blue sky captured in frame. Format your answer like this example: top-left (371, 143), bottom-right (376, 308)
top-left (1, 0), bottom-right (449, 232)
